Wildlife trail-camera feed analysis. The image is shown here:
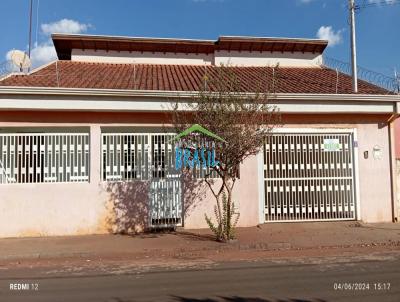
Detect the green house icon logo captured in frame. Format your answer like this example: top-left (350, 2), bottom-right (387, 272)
top-left (171, 124), bottom-right (226, 143)
top-left (171, 124), bottom-right (225, 170)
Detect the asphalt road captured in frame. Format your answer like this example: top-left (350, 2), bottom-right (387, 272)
top-left (0, 255), bottom-right (399, 302)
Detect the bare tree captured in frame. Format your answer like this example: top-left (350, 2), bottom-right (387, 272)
top-left (171, 64), bottom-right (281, 242)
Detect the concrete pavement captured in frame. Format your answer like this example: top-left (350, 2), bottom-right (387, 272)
top-left (0, 222), bottom-right (399, 262)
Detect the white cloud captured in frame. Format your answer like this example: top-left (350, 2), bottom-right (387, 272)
top-left (316, 26), bottom-right (343, 47)
top-left (368, 0), bottom-right (395, 3)
top-left (30, 42), bottom-right (58, 66)
top-left (5, 50), bottom-right (13, 61)
top-left (191, 0), bottom-right (225, 2)
top-left (41, 19), bottom-right (91, 35)
top-left (5, 19), bottom-right (90, 68)
top-left (299, 0), bottom-right (329, 6)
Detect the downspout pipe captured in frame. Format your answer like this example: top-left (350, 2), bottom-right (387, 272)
top-left (388, 113), bottom-right (400, 222)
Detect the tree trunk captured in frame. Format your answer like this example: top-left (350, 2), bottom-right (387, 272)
top-left (216, 191), bottom-right (223, 240)
top-left (226, 185), bottom-right (232, 240)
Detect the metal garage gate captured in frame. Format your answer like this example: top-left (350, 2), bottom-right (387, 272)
top-left (264, 132), bottom-right (356, 222)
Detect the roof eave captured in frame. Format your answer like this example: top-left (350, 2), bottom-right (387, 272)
top-left (0, 86), bottom-right (398, 102)
top-left (51, 33), bottom-right (329, 59)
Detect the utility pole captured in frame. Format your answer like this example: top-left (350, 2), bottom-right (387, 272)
top-left (349, 0), bottom-right (358, 93)
top-left (28, 0), bottom-right (33, 59)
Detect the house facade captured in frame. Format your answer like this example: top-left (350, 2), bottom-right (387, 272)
top-left (0, 34), bottom-right (398, 238)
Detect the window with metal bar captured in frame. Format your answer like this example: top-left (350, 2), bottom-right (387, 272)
top-left (0, 133), bottom-right (90, 184)
top-left (101, 133), bottom-right (222, 181)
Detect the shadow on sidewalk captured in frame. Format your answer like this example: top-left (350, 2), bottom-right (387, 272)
top-left (114, 229), bottom-right (217, 242)
top-left (109, 297), bottom-right (327, 302)
top-left (171, 296), bottom-right (327, 302)
top-left (172, 231), bottom-right (216, 242)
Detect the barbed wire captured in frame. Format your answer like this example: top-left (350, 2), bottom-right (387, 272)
top-left (0, 58), bottom-right (399, 94)
top-left (357, 0), bottom-right (400, 9)
top-left (321, 56), bottom-right (400, 93)
top-left (0, 61), bottom-right (14, 79)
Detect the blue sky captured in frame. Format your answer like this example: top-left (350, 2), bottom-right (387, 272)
top-left (1, 0), bottom-right (399, 76)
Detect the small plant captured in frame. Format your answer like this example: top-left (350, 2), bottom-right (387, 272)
top-left (205, 190), bottom-right (240, 242)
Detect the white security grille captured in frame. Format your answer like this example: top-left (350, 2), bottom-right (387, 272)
top-left (149, 134), bottom-right (182, 226)
top-left (264, 132), bottom-right (356, 222)
top-left (0, 160), bottom-right (7, 184)
top-left (101, 133), bottom-right (182, 226)
top-left (101, 133), bottom-right (218, 181)
top-left (0, 133), bottom-right (90, 184)
top-left (102, 134), bottom-right (150, 181)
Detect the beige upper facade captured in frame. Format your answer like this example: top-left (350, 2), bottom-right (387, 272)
top-left (71, 48), bottom-right (322, 67)
top-left (56, 34), bottom-right (326, 67)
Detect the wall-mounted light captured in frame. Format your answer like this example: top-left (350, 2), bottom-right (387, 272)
top-left (373, 145), bottom-right (383, 160)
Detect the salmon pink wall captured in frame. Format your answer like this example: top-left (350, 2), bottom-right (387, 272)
top-left (0, 111), bottom-right (394, 237)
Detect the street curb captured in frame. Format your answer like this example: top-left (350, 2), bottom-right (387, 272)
top-left (0, 252), bottom-right (94, 261)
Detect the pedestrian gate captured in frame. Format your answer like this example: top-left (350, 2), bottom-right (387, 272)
top-left (263, 132), bottom-right (356, 222)
top-left (101, 133), bottom-right (182, 227)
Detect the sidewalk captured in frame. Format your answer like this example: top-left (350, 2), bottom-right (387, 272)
top-left (1, 222), bottom-right (399, 263)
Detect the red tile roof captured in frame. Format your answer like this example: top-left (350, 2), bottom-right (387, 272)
top-left (0, 61), bottom-right (389, 94)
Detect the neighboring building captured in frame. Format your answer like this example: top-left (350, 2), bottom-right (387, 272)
top-left (0, 34), bottom-right (398, 237)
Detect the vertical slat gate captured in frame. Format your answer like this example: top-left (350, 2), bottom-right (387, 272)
top-left (149, 134), bottom-right (182, 226)
top-left (264, 132), bottom-right (356, 222)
